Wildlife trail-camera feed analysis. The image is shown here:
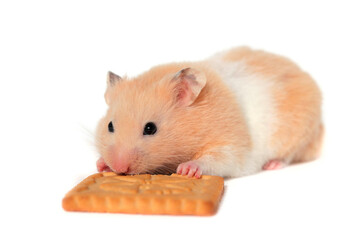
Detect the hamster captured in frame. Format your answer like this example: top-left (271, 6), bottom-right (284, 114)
top-left (95, 46), bottom-right (323, 178)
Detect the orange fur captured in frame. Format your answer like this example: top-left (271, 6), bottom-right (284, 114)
top-left (96, 62), bottom-right (250, 175)
top-left (96, 46), bottom-right (323, 177)
top-left (222, 47), bottom-right (323, 164)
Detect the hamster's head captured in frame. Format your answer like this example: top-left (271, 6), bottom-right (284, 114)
top-left (95, 67), bottom-right (206, 174)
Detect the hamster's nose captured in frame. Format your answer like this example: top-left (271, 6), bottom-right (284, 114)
top-left (109, 148), bottom-right (133, 174)
top-left (112, 160), bottom-right (130, 174)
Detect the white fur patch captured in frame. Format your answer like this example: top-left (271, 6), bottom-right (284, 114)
top-left (207, 54), bottom-right (278, 176)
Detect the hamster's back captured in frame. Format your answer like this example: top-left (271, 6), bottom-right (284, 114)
top-left (206, 47), bottom-right (323, 172)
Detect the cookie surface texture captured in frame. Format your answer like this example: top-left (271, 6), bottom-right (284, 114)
top-left (62, 172), bottom-right (224, 216)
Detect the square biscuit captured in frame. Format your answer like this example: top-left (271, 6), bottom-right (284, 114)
top-left (62, 172), bottom-right (224, 216)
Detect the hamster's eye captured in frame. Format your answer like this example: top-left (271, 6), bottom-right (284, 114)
top-left (108, 121), bottom-right (114, 133)
top-left (143, 122), bottom-right (157, 135)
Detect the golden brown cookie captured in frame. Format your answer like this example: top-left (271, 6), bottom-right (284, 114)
top-left (62, 172), bottom-right (224, 216)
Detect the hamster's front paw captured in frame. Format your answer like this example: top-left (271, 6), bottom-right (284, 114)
top-left (176, 160), bottom-right (203, 178)
top-left (96, 157), bottom-right (112, 172)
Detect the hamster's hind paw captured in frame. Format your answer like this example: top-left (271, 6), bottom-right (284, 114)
top-left (262, 159), bottom-right (284, 170)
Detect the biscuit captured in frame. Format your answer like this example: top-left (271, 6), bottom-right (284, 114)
top-left (62, 172), bottom-right (224, 216)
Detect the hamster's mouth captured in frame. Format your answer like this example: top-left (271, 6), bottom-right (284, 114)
top-left (113, 169), bottom-right (175, 176)
top-left (114, 172), bottom-right (128, 176)
top-left (108, 163), bottom-right (177, 176)
top-left (147, 164), bottom-right (177, 175)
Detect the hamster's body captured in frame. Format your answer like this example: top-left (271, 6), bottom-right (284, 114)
top-left (96, 47), bottom-right (323, 178)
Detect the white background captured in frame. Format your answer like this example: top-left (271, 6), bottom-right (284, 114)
top-left (1, 0), bottom-right (359, 239)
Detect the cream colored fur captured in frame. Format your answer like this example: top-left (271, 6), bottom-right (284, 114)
top-left (96, 47), bottom-right (323, 178)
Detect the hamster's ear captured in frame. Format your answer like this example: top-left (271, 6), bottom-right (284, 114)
top-left (105, 71), bottom-right (122, 105)
top-left (171, 68), bottom-right (206, 107)
top-left (107, 71), bottom-right (122, 86)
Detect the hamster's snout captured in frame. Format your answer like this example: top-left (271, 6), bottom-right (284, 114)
top-left (112, 158), bottom-right (130, 174)
top-left (108, 147), bottom-right (137, 174)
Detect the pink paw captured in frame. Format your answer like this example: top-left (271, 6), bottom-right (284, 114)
top-left (96, 157), bottom-right (112, 172)
top-left (176, 161), bottom-right (202, 178)
top-left (262, 159), bottom-right (283, 170)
